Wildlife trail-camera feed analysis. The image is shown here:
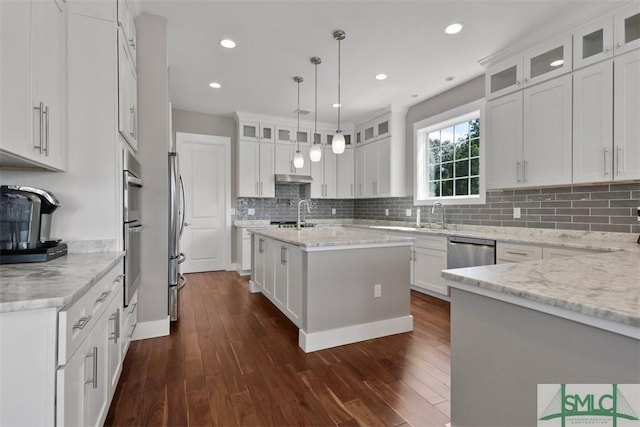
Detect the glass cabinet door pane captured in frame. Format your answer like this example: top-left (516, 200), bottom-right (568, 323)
top-left (582, 29), bottom-right (604, 59)
top-left (261, 126), bottom-right (272, 141)
top-left (243, 125), bottom-right (257, 139)
top-left (624, 13), bottom-right (640, 44)
top-left (491, 66), bottom-right (517, 93)
top-left (530, 46), bottom-right (564, 78)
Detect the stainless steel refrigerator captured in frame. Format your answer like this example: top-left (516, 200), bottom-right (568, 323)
top-left (168, 152), bottom-right (186, 321)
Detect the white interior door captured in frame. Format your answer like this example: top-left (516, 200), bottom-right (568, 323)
top-left (177, 132), bottom-right (230, 273)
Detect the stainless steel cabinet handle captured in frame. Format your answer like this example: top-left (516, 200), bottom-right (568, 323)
top-left (128, 302), bottom-right (137, 314)
top-left (516, 161), bottom-right (521, 183)
top-left (506, 250), bottom-right (528, 256)
top-left (616, 146), bottom-right (623, 176)
top-left (260, 181), bottom-right (263, 195)
top-left (73, 315), bottom-right (92, 330)
top-left (258, 238), bottom-right (264, 253)
top-left (109, 309), bottom-right (120, 343)
top-left (280, 246), bottom-right (287, 265)
top-left (603, 147), bottom-right (609, 176)
top-left (128, 323), bottom-right (137, 338)
top-left (351, 183), bottom-right (354, 197)
top-left (34, 102), bottom-right (44, 154)
top-left (95, 290), bottom-right (112, 303)
top-left (129, 38), bottom-right (135, 49)
top-left (255, 182), bottom-right (259, 195)
top-left (523, 160), bottom-right (528, 183)
top-left (43, 105), bottom-right (49, 156)
top-left (114, 274), bottom-right (124, 284)
top-left (85, 346), bottom-right (98, 389)
top-left (129, 106), bottom-right (135, 138)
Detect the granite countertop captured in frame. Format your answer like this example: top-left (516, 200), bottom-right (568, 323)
top-left (442, 250), bottom-right (640, 329)
top-left (0, 251), bottom-right (124, 313)
top-left (249, 226), bottom-right (414, 249)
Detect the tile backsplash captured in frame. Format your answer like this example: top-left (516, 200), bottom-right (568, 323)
top-left (237, 182), bottom-right (640, 233)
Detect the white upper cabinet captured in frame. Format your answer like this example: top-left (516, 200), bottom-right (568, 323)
top-left (118, 26), bottom-right (138, 151)
top-left (486, 75), bottom-right (572, 188)
top-left (295, 129), bottom-right (310, 145)
top-left (485, 56), bottom-right (524, 100)
top-left (310, 147), bottom-right (337, 199)
top-left (117, 0), bottom-right (136, 68)
top-left (613, 50), bottom-right (640, 180)
top-left (614, 3), bottom-right (640, 54)
top-left (276, 126), bottom-right (294, 143)
top-left (336, 148), bottom-right (355, 198)
top-left (240, 122), bottom-right (274, 142)
top-left (573, 17), bottom-right (614, 69)
top-left (522, 74), bottom-right (573, 186)
top-left (573, 60), bottom-right (614, 183)
top-left (523, 35), bottom-right (572, 87)
top-left (238, 140), bottom-right (275, 198)
top-left (0, 0), bottom-right (67, 171)
top-left (486, 91), bottom-right (523, 189)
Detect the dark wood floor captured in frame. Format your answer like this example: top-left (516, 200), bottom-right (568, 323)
top-left (105, 271), bottom-right (451, 426)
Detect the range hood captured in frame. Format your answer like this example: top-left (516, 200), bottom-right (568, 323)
top-left (275, 174), bottom-right (313, 184)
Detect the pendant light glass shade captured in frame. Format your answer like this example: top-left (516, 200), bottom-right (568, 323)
top-left (332, 131), bottom-right (345, 154)
top-left (310, 56), bottom-right (322, 162)
top-left (293, 150), bottom-right (304, 168)
top-left (310, 143), bottom-right (322, 161)
top-left (333, 30), bottom-right (346, 155)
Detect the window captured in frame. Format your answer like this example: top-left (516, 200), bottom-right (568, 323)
top-left (414, 100), bottom-right (485, 205)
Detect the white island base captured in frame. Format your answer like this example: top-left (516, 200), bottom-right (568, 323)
top-left (249, 228), bottom-right (414, 352)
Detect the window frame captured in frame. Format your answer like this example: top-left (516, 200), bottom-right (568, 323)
top-left (413, 99), bottom-right (486, 206)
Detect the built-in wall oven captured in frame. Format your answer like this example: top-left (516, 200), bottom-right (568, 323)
top-left (123, 150), bottom-right (143, 306)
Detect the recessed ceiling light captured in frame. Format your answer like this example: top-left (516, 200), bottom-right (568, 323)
top-left (209, 82), bottom-right (221, 89)
top-left (375, 73), bottom-right (388, 80)
top-left (220, 39), bottom-right (236, 49)
top-left (411, 94), bottom-right (419, 98)
top-left (445, 76), bottom-right (455, 81)
top-left (444, 23), bottom-right (463, 35)
top-left (332, 103), bottom-right (341, 108)
top-left (550, 59), bottom-right (564, 67)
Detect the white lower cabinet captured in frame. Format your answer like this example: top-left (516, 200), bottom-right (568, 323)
top-left (252, 236), bottom-right (303, 327)
top-left (411, 235), bottom-right (449, 296)
top-left (236, 227), bottom-right (252, 273)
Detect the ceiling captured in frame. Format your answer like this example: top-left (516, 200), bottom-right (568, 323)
top-left (139, 0), bottom-right (624, 125)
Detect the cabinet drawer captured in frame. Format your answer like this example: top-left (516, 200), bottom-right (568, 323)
top-left (121, 290), bottom-right (137, 356)
top-left (496, 243), bottom-right (542, 263)
top-left (414, 235), bottom-right (447, 251)
top-left (58, 260), bottom-right (124, 365)
top-left (542, 246), bottom-right (602, 259)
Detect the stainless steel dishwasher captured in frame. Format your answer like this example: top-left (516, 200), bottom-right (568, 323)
top-left (447, 236), bottom-right (496, 269)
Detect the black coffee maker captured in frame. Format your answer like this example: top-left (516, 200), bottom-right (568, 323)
top-left (0, 185), bottom-right (67, 263)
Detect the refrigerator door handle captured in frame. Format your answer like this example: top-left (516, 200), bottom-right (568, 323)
top-left (179, 175), bottom-right (186, 238)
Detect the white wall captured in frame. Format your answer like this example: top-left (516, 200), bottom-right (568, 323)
top-left (0, 11), bottom-right (121, 245)
top-left (136, 13), bottom-right (170, 327)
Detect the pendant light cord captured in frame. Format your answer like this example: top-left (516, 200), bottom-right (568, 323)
top-left (297, 78), bottom-right (300, 151)
top-left (314, 62), bottom-right (318, 136)
top-left (337, 37), bottom-right (341, 132)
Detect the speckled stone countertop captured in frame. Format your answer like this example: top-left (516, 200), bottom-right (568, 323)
top-left (441, 250), bottom-right (640, 329)
top-left (249, 226), bottom-right (414, 249)
top-left (0, 252), bottom-right (124, 313)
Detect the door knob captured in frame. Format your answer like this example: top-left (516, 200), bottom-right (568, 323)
top-left (184, 222), bottom-right (191, 227)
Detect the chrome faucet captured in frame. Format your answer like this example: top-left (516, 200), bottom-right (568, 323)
top-left (431, 202), bottom-right (446, 229)
top-left (297, 199), bottom-right (311, 230)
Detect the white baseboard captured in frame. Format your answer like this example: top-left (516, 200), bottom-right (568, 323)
top-left (298, 315), bottom-right (414, 353)
top-left (132, 316), bottom-right (170, 341)
top-left (248, 280), bottom-right (261, 293)
top-left (410, 285), bottom-right (451, 302)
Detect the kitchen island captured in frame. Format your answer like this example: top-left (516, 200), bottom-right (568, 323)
top-left (442, 248), bottom-right (640, 427)
top-left (249, 227), bottom-right (414, 352)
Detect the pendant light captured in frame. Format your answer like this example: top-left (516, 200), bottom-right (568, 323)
top-left (309, 57), bottom-right (322, 162)
top-left (293, 76), bottom-right (305, 169)
top-left (332, 30), bottom-right (346, 154)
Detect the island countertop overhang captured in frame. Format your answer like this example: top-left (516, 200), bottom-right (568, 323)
top-left (248, 227), bottom-right (414, 251)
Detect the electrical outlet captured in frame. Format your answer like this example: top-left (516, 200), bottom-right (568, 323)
top-left (514, 207), bottom-right (521, 219)
top-left (248, 208), bottom-right (255, 216)
top-left (374, 284), bottom-right (381, 298)
top-left (385, 209), bottom-right (389, 216)
top-left (332, 208), bottom-right (336, 215)
top-left (405, 209), bottom-right (412, 217)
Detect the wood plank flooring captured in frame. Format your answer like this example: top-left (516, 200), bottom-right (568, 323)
top-left (105, 271), bottom-right (451, 426)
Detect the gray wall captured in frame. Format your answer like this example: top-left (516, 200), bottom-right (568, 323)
top-left (172, 109), bottom-right (237, 203)
top-left (404, 76), bottom-right (485, 194)
top-left (136, 13), bottom-right (170, 325)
